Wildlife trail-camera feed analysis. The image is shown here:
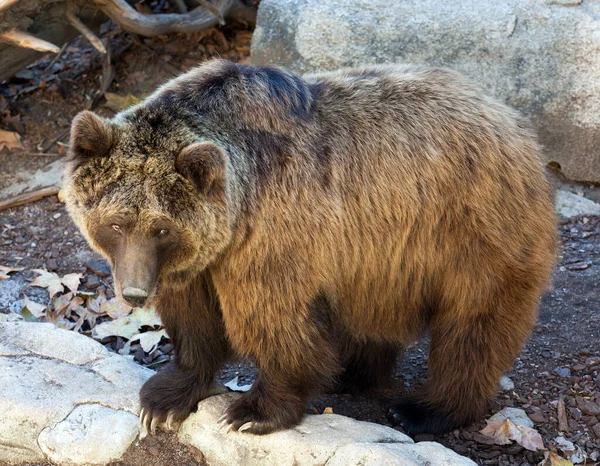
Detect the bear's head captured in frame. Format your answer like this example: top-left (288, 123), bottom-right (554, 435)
top-left (63, 110), bottom-right (233, 308)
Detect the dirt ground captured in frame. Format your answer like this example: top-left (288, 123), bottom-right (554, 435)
top-left (1, 21), bottom-right (599, 466)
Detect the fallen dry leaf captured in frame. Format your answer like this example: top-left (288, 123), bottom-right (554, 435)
top-left (0, 265), bottom-right (24, 280)
top-left (93, 315), bottom-right (142, 339)
top-left (130, 329), bottom-right (167, 353)
top-left (23, 296), bottom-right (46, 318)
top-left (540, 450), bottom-right (574, 466)
top-left (30, 269), bottom-right (64, 298)
top-left (481, 418), bottom-right (544, 451)
top-left (0, 130), bottom-right (24, 150)
top-left (103, 92), bottom-right (141, 111)
top-left (61, 273), bottom-right (82, 293)
top-left (86, 290), bottom-right (108, 315)
top-left (101, 297), bottom-right (132, 319)
top-left (30, 270), bottom-right (83, 299)
top-left (323, 407), bottom-right (334, 414)
top-left (132, 306), bottom-right (162, 327)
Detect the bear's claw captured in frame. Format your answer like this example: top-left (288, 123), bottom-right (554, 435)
top-left (138, 408), bottom-right (180, 438)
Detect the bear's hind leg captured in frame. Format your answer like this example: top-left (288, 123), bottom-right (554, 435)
top-left (335, 334), bottom-right (399, 394)
top-left (390, 288), bottom-right (538, 435)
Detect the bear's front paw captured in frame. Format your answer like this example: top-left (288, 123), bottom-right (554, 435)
top-left (219, 391), bottom-right (304, 435)
top-left (139, 364), bottom-right (214, 437)
top-left (389, 396), bottom-right (463, 436)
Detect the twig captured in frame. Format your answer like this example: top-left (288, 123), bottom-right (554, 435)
top-left (0, 29), bottom-right (61, 53)
top-left (18, 152), bottom-right (61, 157)
top-left (194, 0), bottom-right (225, 25)
top-left (66, 10), bottom-right (107, 54)
top-left (41, 128), bottom-right (69, 153)
top-left (89, 38), bottom-right (114, 109)
top-left (43, 43), bottom-right (68, 73)
top-left (557, 397), bottom-right (569, 432)
top-left (0, 0), bottom-right (20, 13)
top-left (0, 186), bottom-right (60, 212)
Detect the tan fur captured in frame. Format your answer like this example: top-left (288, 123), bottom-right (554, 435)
top-left (63, 60), bottom-right (556, 435)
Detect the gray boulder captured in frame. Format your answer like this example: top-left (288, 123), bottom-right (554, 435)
top-left (0, 322), bottom-right (152, 465)
top-left (179, 393), bottom-right (477, 466)
top-left (252, 0), bottom-right (600, 182)
top-left (556, 190), bottom-right (600, 218)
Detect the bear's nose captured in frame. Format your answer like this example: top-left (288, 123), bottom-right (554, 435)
top-left (122, 287), bottom-right (148, 307)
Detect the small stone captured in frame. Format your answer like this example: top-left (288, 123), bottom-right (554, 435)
top-left (528, 410), bottom-right (547, 424)
top-left (453, 444), bottom-right (468, 454)
top-left (489, 407), bottom-right (534, 428)
top-left (85, 275), bottom-right (101, 290)
top-left (593, 424), bottom-right (600, 440)
top-left (555, 367), bottom-right (572, 377)
top-left (148, 446), bottom-right (159, 456)
top-left (572, 364), bottom-right (586, 371)
top-left (566, 261), bottom-right (589, 271)
top-left (161, 343), bottom-right (174, 354)
top-left (498, 375), bottom-right (515, 391)
top-left (86, 259), bottom-right (111, 278)
top-left (569, 407), bottom-right (583, 420)
top-left (586, 357), bottom-right (600, 367)
top-left (52, 213), bottom-right (61, 219)
top-left (583, 416), bottom-right (598, 427)
top-left (478, 450), bottom-right (502, 459)
top-left (473, 432), bottom-right (497, 445)
top-left (568, 419), bottom-right (580, 431)
top-left (576, 398), bottom-right (600, 416)
top-left (47, 259), bottom-right (58, 271)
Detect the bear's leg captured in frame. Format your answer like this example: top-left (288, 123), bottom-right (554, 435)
top-left (221, 295), bottom-right (339, 434)
top-left (139, 274), bottom-right (230, 434)
top-left (335, 334), bottom-right (399, 394)
top-left (390, 290), bottom-right (537, 435)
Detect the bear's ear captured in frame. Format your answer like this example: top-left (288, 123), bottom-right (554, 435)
top-left (68, 111), bottom-right (116, 164)
top-left (176, 142), bottom-right (227, 197)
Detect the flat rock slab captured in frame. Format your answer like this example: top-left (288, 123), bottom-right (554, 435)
top-left (0, 322), bottom-right (152, 465)
top-left (179, 393), bottom-right (477, 466)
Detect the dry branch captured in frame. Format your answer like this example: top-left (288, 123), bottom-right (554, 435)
top-left (66, 10), bottom-right (107, 54)
top-left (0, 0), bottom-right (20, 13)
top-left (0, 186), bottom-right (60, 212)
top-left (0, 29), bottom-right (60, 52)
top-left (91, 0), bottom-right (255, 36)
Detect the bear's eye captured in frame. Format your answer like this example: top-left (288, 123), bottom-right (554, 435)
top-left (158, 229), bottom-right (169, 237)
top-left (112, 224), bottom-right (121, 233)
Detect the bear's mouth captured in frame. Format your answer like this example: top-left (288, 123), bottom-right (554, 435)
top-left (114, 280), bottom-right (157, 310)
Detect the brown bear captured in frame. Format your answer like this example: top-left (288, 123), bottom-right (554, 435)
top-left (63, 59), bottom-right (556, 436)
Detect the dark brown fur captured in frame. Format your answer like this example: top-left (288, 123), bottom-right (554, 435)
top-left (63, 60), bottom-right (556, 435)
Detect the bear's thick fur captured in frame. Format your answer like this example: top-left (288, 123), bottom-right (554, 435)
top-left (64, 60), bottom-right (556, 435)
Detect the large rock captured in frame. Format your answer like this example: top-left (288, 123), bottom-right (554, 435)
top-left (179, 393), bottom-right (477, 466)
top-left (556, 190), bottom-right (600, 218)
top-left (0, 322), bottom-right (152, 465)
top-left (251, 0), bottom-right (600, 183)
